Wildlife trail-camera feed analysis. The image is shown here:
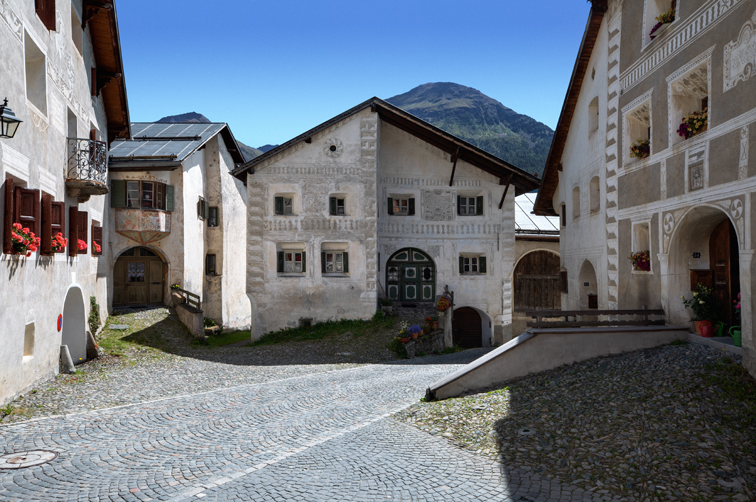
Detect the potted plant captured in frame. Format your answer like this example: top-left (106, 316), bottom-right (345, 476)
top-left (420, 323), bottom-right (429, 335)
top-left (677, 108), bottom-right (707, 139)
top-left (204, 317), bottom-right (221, 336)
top-left (77, 239), bottom-right (88, 252)
top-left (730, 292), bottom-right (742, 347)
top-left (649, 7), bottom-right (675, 39)
top-left (409, 324), bottom-right (422, 340)
top-left (682, 282), bottom-right (717, 335)
top-left (397, 330), bottom-right (410, 344)
top-left (629, 139), bottom-right (650, 160)
top-left (436, 296), bottom-right (450, 313)
top-left (10, 223), bottom-right (40, 257)
top-left (50, 232), bottom-right (68, 253)
top-left (425, 315), bottom-right (439, 331)
top-left (629, 250), bottom-right (651, 271)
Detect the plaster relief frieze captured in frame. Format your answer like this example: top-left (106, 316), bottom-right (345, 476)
top-left (660, 158), bottom-right (667, 199)
top-left (380, 177), bottom-right (481, 188)
top-left (263, 165), bottom-right (363, 177)
top-left (28, 106), bottom-right (49, 133)
top-left (724, 9), bottom-right (756, 92)
top-left (740, 125), bottom-right (750, 179)
top-left (689, 163), bottom-right (704, 191)
top-left (0, 0), bottom-right (22, 42)
top-left (421, 189), bottom-right (454, 221)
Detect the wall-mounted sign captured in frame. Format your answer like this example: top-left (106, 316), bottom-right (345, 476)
top-left (692, 252), bottom-right (701, 258)
top-left (57, 314), bottom-right (63, 332)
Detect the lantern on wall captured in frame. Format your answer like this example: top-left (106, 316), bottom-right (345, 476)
top-left (0, 98), bottom-right (23, 139)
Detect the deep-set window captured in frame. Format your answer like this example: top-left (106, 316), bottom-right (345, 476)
top-left (457, 196), bottom-right (483, 216)
top-left (206, 254), bottom-right (216, 275)
top-left (459, 255), bottom-right (487, 275)
top-left (274, 197), bottom-right (293, 215)
top-left (208, 207), bottom-right (219, 227)
top-left (322, 252), bottom-right (349, 274)
top-left (277, 250), bottom-right (306, 274)
top-left (388, 197), bottom-right (414, 216)
top-left (329, 197), bottom-right (345, 215)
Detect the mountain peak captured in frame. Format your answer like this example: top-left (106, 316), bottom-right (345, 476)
top-left (386, 83), bottom-right (552, 176)
top-left (157, 112), bottom-right (211, 123)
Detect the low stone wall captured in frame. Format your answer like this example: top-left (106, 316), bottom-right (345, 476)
top-left (177, 304), bottom-right (204, 338)
top-left (405, 330), bottom-right (444, 358)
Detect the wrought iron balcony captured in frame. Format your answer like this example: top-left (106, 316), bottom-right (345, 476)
top-left (66, 137), bottom-right (108, 202)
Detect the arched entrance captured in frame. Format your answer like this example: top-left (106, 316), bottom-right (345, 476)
top-left (62, 286), bottom-right (86, 363)
top-left (386, 248), bottom-right (435, 303)
top-left (453, 307), bottom-right (483, 348)
top-left (667, 206), bottom-right (740, 327)
top-left (579, 260), bottom-right (598, 309)
top-left (114, 247), bottom-right (166, 306)
top-left (513, 250), bottom-right (561, 311)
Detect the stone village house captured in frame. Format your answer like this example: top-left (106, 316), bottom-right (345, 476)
top-left (232, 98), bottom-right (544, 346)
top-left (105, 122), bottom-right (251, 330)
top-left (534, 0), bottom-right (756, 377)
top-left (1, 0), bottom-right (130, 404)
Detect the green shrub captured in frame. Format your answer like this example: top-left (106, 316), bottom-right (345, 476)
top-left (389, 337), bottom-right (409, 359)
top-left (88, 296), bottom-right (101, 336)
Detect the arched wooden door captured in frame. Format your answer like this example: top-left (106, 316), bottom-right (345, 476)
top-left (114, 247), bottom-right (165, 306)
top-left (709, 219), bottom-right (739, 326)
top-left (386, 248), bottom-right (435, 303)
top-left (514, 251), bottom-right (561, 311)
top-left (452, 307), bottom-right (482, 348)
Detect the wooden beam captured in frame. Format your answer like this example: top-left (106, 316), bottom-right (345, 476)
top-left (498, 174), bottom-right (512, 209)
top-left (449, 147), bottom-right (460, 187)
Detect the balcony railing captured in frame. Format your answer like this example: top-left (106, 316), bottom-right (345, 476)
top-left (66, 138), bottom-right (108, 202)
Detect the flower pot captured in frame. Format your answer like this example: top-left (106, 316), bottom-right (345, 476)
top-left (429, 321), bottom-right (438, 330)
top-left (730, 326), bottom-right (742, 347)
top-left (411, 332), bottom-right (419, 340)
top-left (399, 336), bottom-right (410, 344)
top-left (204, 326), bottom-right (220, 337)
top-left (694, 320), bottom-right (702, 335)
top-left (699, 320), bottom-right (714, 338)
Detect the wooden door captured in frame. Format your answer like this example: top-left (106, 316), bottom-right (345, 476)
top-left (113, 260), bottom-right (125, 305)
top-left (708, 219), bottom-right (739, 326)
top-left (513, 251), bottom-right (561, 311)
top-left (452, 307), bottom-right (482, 348)
top-left (401, 264), bottom-right (419, 301)
top-left (126, 261), bottom-right (148, 304)
top-left (149, 260), bottom-right (163, 303)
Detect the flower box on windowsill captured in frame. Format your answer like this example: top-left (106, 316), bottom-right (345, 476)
top-left (649, 21), bottom-right (670, 40)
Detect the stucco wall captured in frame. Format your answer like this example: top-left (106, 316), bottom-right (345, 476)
top-left (0, 0), bottom-right (112, 404)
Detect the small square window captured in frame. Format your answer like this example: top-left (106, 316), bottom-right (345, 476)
top-left (464, 257), bottom-right (478, 273)
top-left (460, 255), bottom-right (487, 275)
top-left (275, 196), bottom-right (294, 215)
top-left (460, 197), bottom-right (475, 215)
top-left (326, 252), bottom-right (344, 273)
top-left (285, 252), bottom-right (303, 273)
top-left (393, 198), bottom-right (408, 215)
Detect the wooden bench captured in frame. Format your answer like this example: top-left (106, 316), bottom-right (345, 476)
top-left (524, 309), bottom-right (666, 329)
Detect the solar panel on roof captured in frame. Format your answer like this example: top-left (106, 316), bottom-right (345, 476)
top-left (109, 122), bottom-right (227, 161)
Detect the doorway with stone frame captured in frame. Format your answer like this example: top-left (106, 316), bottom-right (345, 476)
top-left (113, 247), bottom-right (166, 306)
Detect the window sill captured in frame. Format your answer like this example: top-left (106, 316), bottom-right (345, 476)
top-left (278, 273), bottom-right (305, 277)
top-left (460, 273), bottom-right (486, 276)
top-left (322, 273), bottom-right (350, 278)
top-left (631, 270), bottom-right (654, 275)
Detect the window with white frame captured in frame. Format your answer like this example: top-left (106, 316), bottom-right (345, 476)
top-left (668, 50), bottom-right (710, 147)
top-left (460, 255), bottom-right (486, 275)
top-left (457, 195), bottom-right (483, 216)
top-left (643, 0), bottom-right (678, 47)
top-left (631, 221), bottom-right (652, 272)
top-left (388, 196), bottom-right (414, 216)
top-left (71, 4), bottom-right (83, 56)
top-left (24, 30), bottom-right (47, 115)
top-left (277, 248), bottom-right (306, 274)
top-left (622, 91), bottom-right (652, 165)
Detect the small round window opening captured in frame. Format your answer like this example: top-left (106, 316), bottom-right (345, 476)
top-left (329, 145), bottom-right (337, 152)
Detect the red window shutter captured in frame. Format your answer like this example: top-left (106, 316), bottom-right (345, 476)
top-left (35, 0), bottom-right (56, 31)
top-left (3, 178), bottom-right (13, 254)
top-left (69, 206), bottom-right (78, 257)
top-left (51, 202), bottom-right (65, 253)
top-left (41, 193), bottom-right (52, 255)
top-left (14, 187), bottom-right (40, 238)
top-left (92, 225), bottom-right (103, 256)
top-left (77, 211), bottom-right (88, 254)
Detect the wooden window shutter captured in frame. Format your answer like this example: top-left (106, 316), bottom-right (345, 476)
top-left (387, 197), bottom-right (394, 215)
top-left (77, 210), bottom-right (88, 254)
top-left (408, 198), bottom-right (415, 215)
top-left (459, 256), bottom-right (464, 273)
top-left (91, 67), bottom-right (97, 96)
top-left (301, 252), bottom-right (306, 273)
top-left (110, 180), bottom-right (126, 208)
top-left (457, 196), bottom-right (461, 215)
top-left (321, 252), bottom-right (326, 273)
top-left (41, 193), bottom-right (52, 255)
top-left (276, 251), bottom-right (284, 273)
top-left (3, 178), bottom-right (13, 254)
top-left (69, 206), bottom-right (78, 257)
top-left (92, 224), bottom-right (102, 256)
top-left (274, 197), bottom-right (283, 215)
top-left (559, 270), bottom-right (568, 293)
top-left (204, 200), bottom-right (210, 220)
top-left (329, 197), bottom-right (337, 215)
top-left (479, 256), bottom-right (486, 274)
top-left (14, 187), bottom-right (40, 238)
top-left (476, 196), bottom-right (484, 215)
top-left (342, 252), bottom-right (348, 273)
top-left (51, 201), bottom-right (65, 253)
top-left (35, 0), bottom-right (56, 31)
top-left (165, 185), bottom-right (175, 212)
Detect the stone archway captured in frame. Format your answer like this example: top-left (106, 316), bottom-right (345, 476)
top-left (665, 206), bottom-right (741, 328)
top-left (385, 248), bottom-right (435, 303)
top-left (113, 246), bottom-right (166, 306)
top-left (578, 260), bottom-right (598, 309)
top-left (62, 286), bottom-right (86, 364)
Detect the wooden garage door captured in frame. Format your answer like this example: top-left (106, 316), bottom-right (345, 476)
top-left (514, 251), bottom-right (561, 311)
top-left (452, 307), bottom-right (482, 348)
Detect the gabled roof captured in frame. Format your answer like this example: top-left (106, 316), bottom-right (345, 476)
top-left (533, 0), bottom-right (607, 216)
top-left (515, 192), bottom-right (560, 235)
top-left (108, 122), bottom-right (246, 170)
top-left (232, 97), bottom-right (540, 195)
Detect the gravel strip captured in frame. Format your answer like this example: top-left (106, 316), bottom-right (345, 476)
top-left (397, 343), bottom-right (756, 502)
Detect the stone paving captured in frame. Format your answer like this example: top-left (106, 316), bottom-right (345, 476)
top-left (0, 353), bottom-right (619, 502)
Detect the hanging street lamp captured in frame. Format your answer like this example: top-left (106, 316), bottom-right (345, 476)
top-left (0, 98), bottom-right (22, 139)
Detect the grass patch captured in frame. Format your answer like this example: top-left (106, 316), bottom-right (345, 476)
top-left (252, 312), bottom-right (394, 346)
top-left (204, 330), bottom-right (252, 347)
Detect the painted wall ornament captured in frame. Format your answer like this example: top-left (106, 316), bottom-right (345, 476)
top-left (422, 189), bottom-right (454, 221)
top-left (740, 126), bottom-right (749, 179)
top-left (324, 138), bottom-right (343, 158)
top-left (724, 9), bottom-right (756, 92)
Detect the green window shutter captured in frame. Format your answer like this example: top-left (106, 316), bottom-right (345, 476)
top-left (321, 252), bottom-right (326, 273)
top-left (301, 252), bottom-right (306, 273)
top-left (408, 198), bottom-right (415, 215)
top-left (476, 196), bottom-right (484, 215)
top-left (343, 252), bottom-right (349, 273)
top-left (165, 185), bottom-right (174, 212)
top-left (277, 251), bottom-right (284, 273)
top-left (459, 256), bottom-right (464, 273)
top-left (329, 197), bottom-right (337, 215)
top-left (274, 197), bottom-right (283, 215)
top-left (387, 197), bottom-right (393, 215)
top-left (110, 180), bottom-right (126, 208)
top-left (457, 195), bottom-right (461, 215)
top-left (479, 256), bottom-right (487, 274)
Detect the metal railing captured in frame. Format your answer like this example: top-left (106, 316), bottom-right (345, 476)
top-left (67, 138), bottom-right (107, 184)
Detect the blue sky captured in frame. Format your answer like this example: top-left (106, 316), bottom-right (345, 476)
top-left (117, 1), bottom-right (591, 148)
